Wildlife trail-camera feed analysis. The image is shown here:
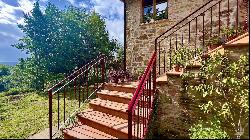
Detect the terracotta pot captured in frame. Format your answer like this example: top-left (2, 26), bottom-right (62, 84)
top-left (208, 44), bottom-right (219, 51)
top-left (173, 65), bottom-right (181, 72)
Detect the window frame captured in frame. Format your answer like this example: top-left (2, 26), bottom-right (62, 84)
top-left (141, 0), bottom-right (168, 23)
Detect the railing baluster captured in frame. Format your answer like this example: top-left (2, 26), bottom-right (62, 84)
top-left (149, 72), bottom-right (151, 108)
top-left (49, 91), bottom-right (52, 139)
top-left (57, 92), bottom-right (60, 129)
top-left (163, 49), bottom-right (166, 73)
top-left (82, 69), bottom-right (85, 102)
top-left (137, 101), bottom-right (139, 138)
top-left (236, 0), bottom-right (239, 35)
top-left (134, 110), bottom-right (136, 139)
top-left (64, 86), bottom-right (66, 123)
top-left (188, 22), bottom-right (191, 44)
top-left (181, 33), bottom-right (184, 47)
top-left (202, 12), bottom-right (205, 50)
top-left (101, 57), bottom-right (105, 84)
top-left (219, 1), bottom-right (221, 36)
top-left (211, 7), bottom-right (213, 38)
top-left (227, 0), bottom-right (230, 33)
top-left (74, 79), bottom-right (76, 99)
top-left (143, 88), bottom-right (145, 137)
top-left (96, 62), bottom-right (99, 88)
top-left (128, 109), bottom-right (132, 139)
top-left (86, 66), bottom-right (89, 100)
top-left (78, 76), bottom-right (81, 108)
top-left (158, 42), bottom-right (161, 74)
top-left (175, 33), bottom-right (178, 51)
top-left (169, 37), bottom-right (172, 70)
top-left (195, 17), bottom-right (197, 57)
top-left (181, 33), bottom-right (184, 61)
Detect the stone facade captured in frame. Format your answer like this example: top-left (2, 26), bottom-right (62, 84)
top-left (125, 0), bottom-right (248, 75)
top-left (153, 73), bottom-right (204, 139)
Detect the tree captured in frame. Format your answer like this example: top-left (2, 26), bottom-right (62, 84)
top-left (12, 1), bottom-right (120, 90)
top-left (0, 65), bottom-right (11, 92)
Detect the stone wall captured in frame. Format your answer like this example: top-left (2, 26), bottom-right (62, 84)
top-left (149, 73), bottom-right (204, 138)
top-left (126, 0), bottom-right (205, 74)
top-left (125, 0), bottom-right (248, 75)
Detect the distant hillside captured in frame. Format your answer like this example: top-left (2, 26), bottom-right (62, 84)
top-left (0, 62), bottom-right (18, 66)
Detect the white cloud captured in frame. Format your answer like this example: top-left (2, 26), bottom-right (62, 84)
top-left (0, 0), bottom-right (35, 25)
top-left (0, 31), bottom-right (20, 39)
top-left (79, 1), bottom-right (87, 8)
top-left (89, 0), bottom-right (124, 44)
top-left (17, 0), bottom-right (35, 13)
top-left (67, 0), bottom-right (75, 5)
top-left (106, 19), bottom-right (124, 44)
top-left (0, 0), bottom-right (20, 24)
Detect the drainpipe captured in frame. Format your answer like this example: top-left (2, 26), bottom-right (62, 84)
top-left (123, 1), bottom-right (127, 71)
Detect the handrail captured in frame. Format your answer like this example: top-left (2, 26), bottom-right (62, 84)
top-left (127, 51), bottom-right (157, 139)
top-left (48, 54), bottom-right (106, 139)
top-left (128, 52), bottom-right (156, 111)
top-left (155, 0), bottom-right (249, 75)
top-left (155, 0), bottom-right (214, 43)
top-left (48, 55), bottom-right (104, 91)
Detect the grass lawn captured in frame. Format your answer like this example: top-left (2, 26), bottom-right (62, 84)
top-left (0, 90), bottom-right (89, 139)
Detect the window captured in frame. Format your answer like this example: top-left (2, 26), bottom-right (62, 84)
top-left (142, 0), bottom-right (168, 23)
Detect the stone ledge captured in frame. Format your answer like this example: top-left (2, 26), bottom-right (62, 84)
top-left (166, 71), bottom-right (183, 76)
top-left (156, 75), bottom-right (168, 85)
top-left (139, 19), bottom-right (171, 26)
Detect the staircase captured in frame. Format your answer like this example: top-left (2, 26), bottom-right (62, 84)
top-left (47, 0), bottom-right (248, 139)
top-left (62, 82), bottom-right (142, 139)
top-left (154, 32), bottom-right (249, 139)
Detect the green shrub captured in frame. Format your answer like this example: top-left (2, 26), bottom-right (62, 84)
top-left (189, 119), bottom-right (229, 139)
top-left (3, 88), bottom-right (34, 96)
top-left (184, 53), bottom-right (249, 138)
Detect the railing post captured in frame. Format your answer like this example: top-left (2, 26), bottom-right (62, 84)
top-left (154, 38), bottom-right (158, 75)
top-left (153, 57), bottom-right (156, 94)
top-left (128, 110), bottom-right (133, 139)
top-left (48, 90), bottom-right (52, 139)
top-left (101, 55), bottom-right (105, 84)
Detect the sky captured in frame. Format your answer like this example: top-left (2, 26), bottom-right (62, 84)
top-left (0, 0), bottom-right (124, 62)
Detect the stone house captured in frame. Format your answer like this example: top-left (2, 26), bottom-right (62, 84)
top-left (121, 0), bottom-right (248, 75)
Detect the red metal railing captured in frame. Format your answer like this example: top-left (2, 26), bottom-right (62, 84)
top-left (127, 51), bottom-right (157, 139)
top-left (155, 0), bottom-right (249, 75)
top-left (48, 55), bottom-right (106, 139)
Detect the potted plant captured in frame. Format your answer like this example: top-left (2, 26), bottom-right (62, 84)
top-left (172, 50), bottom-right (185, 72)
top-left (221, 26), bottom-right (244, 41)
top-left (172, 62), bottom-right (183, 72)
top-left (205, 34), bottom-right (225, 51)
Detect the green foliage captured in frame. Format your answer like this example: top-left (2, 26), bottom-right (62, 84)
top-left (0, 65), bottom-right (11, 92)
top-left (0, 89), bottom-right (89, 139)
top-left (10, 2), bottom-right (120, 91)
top-left (0, 65), bottom-right (10, 76)
top-left (184, 52), bottom-right (249, 138)
top-left (156, 9), bottom-right (167, 20)
top-left (205, 34), bottom-right (225, 47)
top-left (172, 47), bottom-right (202, 66)
top-left (144, 8), bottom-right (153, 23)
top-left (189, 119), bottom-right (229, 139)
top-left (221, 26), bottom-right (244, 39)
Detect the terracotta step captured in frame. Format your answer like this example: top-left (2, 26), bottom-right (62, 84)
top-left (77, 109), bottom-right (144, 139)
top-left (156, 75), bottom-right (168, 85)
top-left (89, 98), bottom-right (151, 120)
top-left (104, 83), bottom-right (137, 93)
top-left (96, 90), bottom-right (133, 104)
top-left (63, 123), bottom-right (117, 139)
top-left (185, 64), bottom-right (202, 74)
